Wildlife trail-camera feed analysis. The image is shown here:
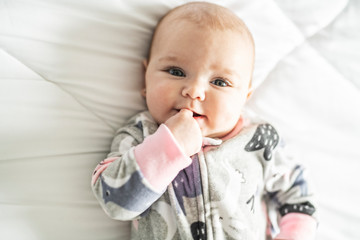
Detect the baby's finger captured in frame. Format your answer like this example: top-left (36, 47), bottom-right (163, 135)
top-left (179, 108), bottom-right (193, 117)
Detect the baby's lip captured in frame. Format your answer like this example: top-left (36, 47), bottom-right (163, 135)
top-left (176, 108), bottom-right (204, 118)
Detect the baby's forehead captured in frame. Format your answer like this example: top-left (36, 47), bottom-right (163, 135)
top-left (154, 3), bottom-right (254, 47)
top-left (148, 2), bottom-right (255, 61)
top-left (160, 3), bottom-right (248, 33)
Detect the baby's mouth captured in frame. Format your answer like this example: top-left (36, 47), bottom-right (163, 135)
top-left (193, 112), bottom-right (202, 118)
top-left (176, 109), bottom-right (204, 118)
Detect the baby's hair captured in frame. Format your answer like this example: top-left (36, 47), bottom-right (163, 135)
top-left (147, 2), bottom-right (255, 62)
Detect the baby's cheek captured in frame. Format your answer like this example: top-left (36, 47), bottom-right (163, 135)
top-left (146, 86), bottom-right (176, 122)
top-left (213, 100), bottom-right (241, 129)
top-left (147, 84), bottom-right (169, 103)
top-left (153, 88), bottom-right (171, 106)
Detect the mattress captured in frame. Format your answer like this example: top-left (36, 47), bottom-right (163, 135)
top-left (1, 0), bottom-right (359, 239)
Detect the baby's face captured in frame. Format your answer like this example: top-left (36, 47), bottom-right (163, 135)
top-left (144, 20), bottom-right (254, 138)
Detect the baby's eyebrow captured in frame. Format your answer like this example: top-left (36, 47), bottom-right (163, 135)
top-left (210, 65), bottom-right (241, 78)
top-left (158, 55), bottom-right (179, 62)
top-left (223, 68), bottom-right (237, 76)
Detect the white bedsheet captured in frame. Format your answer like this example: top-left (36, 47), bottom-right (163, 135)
top-left (1, 0), bottom-right (359, 239)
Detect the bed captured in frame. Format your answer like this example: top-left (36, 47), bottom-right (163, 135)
top-left (1, 0), bottom-right (359, 239)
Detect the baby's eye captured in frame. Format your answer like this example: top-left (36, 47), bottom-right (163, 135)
top-left (168, 68), bottom-right (185, 77)
top-left (211, 79), bottom-right (231, 87)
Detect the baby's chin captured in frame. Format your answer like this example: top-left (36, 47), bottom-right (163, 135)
top-left (201, 129), bottom-right (227, 139)
top-left (203, 124), bottom-right (239, 139)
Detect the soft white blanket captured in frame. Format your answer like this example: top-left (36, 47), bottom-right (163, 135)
top-left (1, 0), bottom-right (359, 239)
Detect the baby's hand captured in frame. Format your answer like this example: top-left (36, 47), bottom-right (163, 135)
top-left (165, 109), bottom-right (202, 157)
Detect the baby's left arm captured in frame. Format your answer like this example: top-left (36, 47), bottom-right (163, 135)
top-left (262, 134), bottom-right (318, 240)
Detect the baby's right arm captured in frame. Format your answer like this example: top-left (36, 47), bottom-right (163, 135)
top-left (91, 113), bottom-right (194, 221)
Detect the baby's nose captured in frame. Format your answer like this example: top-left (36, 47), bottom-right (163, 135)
top-left (181, 80), bottom-right (206, 101)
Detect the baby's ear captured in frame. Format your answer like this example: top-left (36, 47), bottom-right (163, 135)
top-left (246, 81), bottom-right (253, 99)
top-left (141, 59), bottom-right (148, 98)
top-left (143, 59), bottom-right (148, 70)
top-left (141, 88), bottom-right (146, 97)
top-left (247, 88), bottom-right (253, 99)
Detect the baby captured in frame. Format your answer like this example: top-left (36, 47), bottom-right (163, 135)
top-left (92, 2), bottom-right (317, 240)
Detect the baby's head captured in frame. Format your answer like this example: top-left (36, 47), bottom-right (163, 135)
top-left (143, 2), bottom-right (255, 138)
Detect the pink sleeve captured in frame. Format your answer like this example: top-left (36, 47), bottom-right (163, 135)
top-left (134, 124), bottom-right (192, 191)
top-left (275, 213), bottom-right (317, 240)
